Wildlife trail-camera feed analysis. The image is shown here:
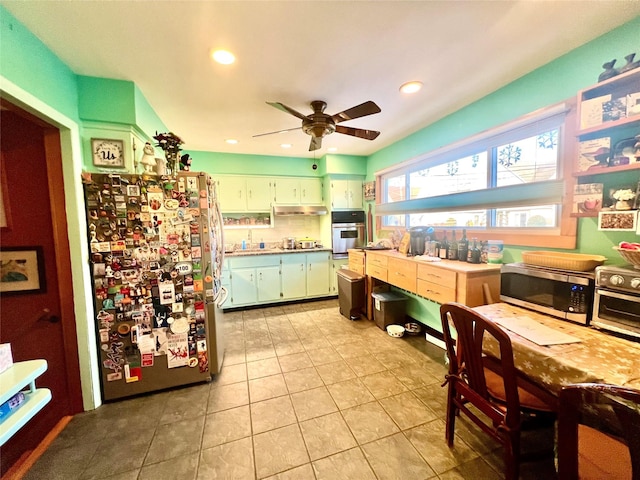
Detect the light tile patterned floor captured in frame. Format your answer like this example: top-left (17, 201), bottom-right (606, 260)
top-left (24, 299), bottom-right (556, 479)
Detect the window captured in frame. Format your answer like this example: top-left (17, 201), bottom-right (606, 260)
top-left (376, 102), bottom-right (577, 248)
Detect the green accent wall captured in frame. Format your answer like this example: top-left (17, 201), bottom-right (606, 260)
top-left (0, 6), bottom-right (79, 121)
top-left (187, 150), bottom-right (324, 178)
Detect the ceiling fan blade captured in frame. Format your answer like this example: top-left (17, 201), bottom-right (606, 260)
top-left (331, 101), bottom-right (381, 124)
top-left (266, 102), bottom-right (308, 121)
top-left (335, 125), bottom-right (380, 140)
top-left (252, 127), bottom-right (301, 138)
top-left (309, 136), bottom-right (322, 151)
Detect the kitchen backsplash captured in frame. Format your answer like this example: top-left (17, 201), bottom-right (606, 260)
top-left (223, 215), bottom-right (322, 249)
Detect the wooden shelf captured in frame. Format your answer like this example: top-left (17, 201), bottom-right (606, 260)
top-left (0, 360), bottom-right (51, 447)
top-left (577, 114), bottom-right (640, 137)
top-left (574, 162), bottom-right (640, 177)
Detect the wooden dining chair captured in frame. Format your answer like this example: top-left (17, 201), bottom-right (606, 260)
top-left (440, 302), bottom-right (557, 480)
top-left (557, 383), bottom-right (640, 480)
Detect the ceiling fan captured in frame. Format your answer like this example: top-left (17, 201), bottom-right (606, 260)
top-left (254, 100), bottom-right (381, 151)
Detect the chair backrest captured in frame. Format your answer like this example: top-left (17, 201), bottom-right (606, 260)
top-left (558, 383), bottom-right (640, 480)
top-left (440, 302), bottom-right (521, 427)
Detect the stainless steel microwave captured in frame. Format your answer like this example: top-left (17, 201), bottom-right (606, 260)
top-left (500, 263), bottom-right (595, 325)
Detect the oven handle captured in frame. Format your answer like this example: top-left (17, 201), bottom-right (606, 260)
top-left (596, 287), bottom-right (640, 303)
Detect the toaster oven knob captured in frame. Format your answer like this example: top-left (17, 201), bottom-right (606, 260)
top-left (610, 274), bottom-right (625, 286)
top-left (631, 278), bottom-right (640, 289)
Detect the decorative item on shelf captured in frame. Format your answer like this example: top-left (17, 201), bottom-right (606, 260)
top-left (577, 138), bottom-right (610, 171)
top-left (634, 135), bottom-right (640, 163)
top-left (180, 154), bottom-right (192, 171)
top-left (572, 183), bottom-right (603, 214)
top-left (139, 142), bottom-right (157, 174)
top-left (619, 53), bottom-right (640, 74)
top-left (612, 188), bottom-right (636, 210)
top-left (91, 138), bottom-right (125, 168)
top-left (610, 137), bottom-right (637, 166)
top-left (598, 59), bottom-right (618, 82)
top-left (153, 132), bottom-right (184, 177)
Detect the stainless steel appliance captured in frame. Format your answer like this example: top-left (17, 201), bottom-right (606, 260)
top-left (331, 211), bottom-right (365, 259)
top-left (593, 265), bottom-right (640, 340)
top-left (282, 237), bottom-right (296, 250)
top-left (500, 263), bottom-right (594, 324)
top-left (409, 226), bottom-right (431, 256)
top-left (83, 172), bottom-right (226, 401)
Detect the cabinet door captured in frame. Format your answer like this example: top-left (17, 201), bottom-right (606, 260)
top-left (331, 259), bottom-right (348, 294)
top-left (307, 252), bottom-right (331, 297)
top-left (257, 266), bottom-right (281, 302)
top-left (348, 180), bottom-right (363, 209)
top-left (246, 177), bottom-right (273, 212)
top-left (218, 177), bottom-right (247, 212)
top-left (300, 178), bottom-right (323, 204)
top-left (274, 178), bottom-right (300, 204)
top-left (281, 255), bottom-right (307, 299)
top-left (331, 179), bottom-right (350, 209)
top-left (230, 268), bottom-right (257, 306)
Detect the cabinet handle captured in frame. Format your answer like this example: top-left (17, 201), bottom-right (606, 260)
top-left (249, 190), bottom-right (252, 199)
top-left (259, 272), bottom-right (262, 280)
top-left (294, 188), bottom-right (297, 196)
top-left (300, 264), bottom-right (304, 271)
top-left (302, 189), bottom-right (306, 198)
top-left (238, 190), bottom-right (242, 199)
top-left (250, 273), bottom-right (253, 281)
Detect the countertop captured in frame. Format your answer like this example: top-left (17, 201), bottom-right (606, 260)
top-left (225, 247), bottom-right (333, 257)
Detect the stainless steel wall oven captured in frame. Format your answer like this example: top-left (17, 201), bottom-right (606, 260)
top-left (331, 211), bottom-right (365, 259)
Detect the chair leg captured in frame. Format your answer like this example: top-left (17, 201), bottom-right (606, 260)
top-left (445, 386), bottom-right (457, 446)
top-left (503, 431), bottom-right (520, 480)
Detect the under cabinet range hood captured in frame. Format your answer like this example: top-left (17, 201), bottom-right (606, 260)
top-left (273, 205), bottom-right (328, 216)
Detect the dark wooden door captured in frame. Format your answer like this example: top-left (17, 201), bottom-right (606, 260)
top-left (0, 105), bottom-right (83, 475)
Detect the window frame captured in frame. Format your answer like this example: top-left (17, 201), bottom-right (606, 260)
top-left (374, 100), bottom-right (578, 249)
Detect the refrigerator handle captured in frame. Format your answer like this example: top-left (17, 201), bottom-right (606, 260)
top-left (216, 286), bottom-right (229, 308)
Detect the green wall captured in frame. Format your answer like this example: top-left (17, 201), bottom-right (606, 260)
top-left (0, 6), bottom-right (79, 121)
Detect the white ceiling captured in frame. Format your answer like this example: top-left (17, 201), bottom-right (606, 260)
top-left (3, 1), bottom-right (639, 159)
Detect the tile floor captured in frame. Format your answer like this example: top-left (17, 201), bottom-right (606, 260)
top-left (24, 299), bottom-right (556, 479)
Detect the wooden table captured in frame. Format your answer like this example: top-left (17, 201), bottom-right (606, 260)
top-left (475, 303), bottom-right (640, 396)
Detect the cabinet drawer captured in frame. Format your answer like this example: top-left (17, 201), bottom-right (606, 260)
top-left (388, 258), bottom-right (417, 292)
top-left (417, 264), bottom-right (457, 289)
top-left (417, 279), bottom-right (456, 304)
top-left (348, 260), bottom-right (365, 275)
top-left (366, 254), bottom-right (388, 269)
top-left (367, 264), bottom-right (387, 281)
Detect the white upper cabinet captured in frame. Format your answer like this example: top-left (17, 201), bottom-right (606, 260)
top-left (274, 177), bottom-right (323, 204)
top-left (217, 176), bottom-right (272, 212)
top-left (330, 179), bottom-right (363, 210)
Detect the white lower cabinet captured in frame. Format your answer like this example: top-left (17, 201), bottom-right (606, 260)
top-left (228, 256), bottom-right (281, 307)
top-left (306, 251), bottom-right (331, 297)
top-left (226, 252), bottom-right (333, 307)
top-left (281, 255), bottom-right (307, 300)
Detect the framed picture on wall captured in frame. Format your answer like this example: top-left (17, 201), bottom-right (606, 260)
top-left (91, 138), bottom-right (126, 168)
top-left (363, 181), bottom-right (375, 201)
top-left (598, 210), bottom-right (637, 231)
top-left (0, 246), bottom-right (46, 295)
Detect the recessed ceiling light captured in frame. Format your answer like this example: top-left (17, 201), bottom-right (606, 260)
top-left (327, 147), bottom-right (337, 152)
top-left (399, 81), bottom-right (423, 94)
top-left (211, 49), bottom-right (235, 65)
top-left (280, 143), bottom-right (292, 149)
top-left (225, 139), bottom-right (238, 144)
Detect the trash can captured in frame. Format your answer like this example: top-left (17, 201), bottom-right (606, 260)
top-left (336, 268), bottom-right (365, 320)
top-left (371, 291), bottom-right (407, 330)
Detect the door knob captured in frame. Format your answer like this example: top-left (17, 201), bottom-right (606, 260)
top-left (38, 308), bottom-right (60, 323)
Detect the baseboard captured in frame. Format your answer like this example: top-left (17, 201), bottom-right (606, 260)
top-left (2, 415), bottom-right (72, 480)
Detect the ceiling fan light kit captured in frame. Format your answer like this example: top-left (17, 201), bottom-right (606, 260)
top-left (255, 99), bottom-right (381, 151)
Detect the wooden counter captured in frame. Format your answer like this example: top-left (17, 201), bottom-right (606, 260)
top-left (349, 249), bottom-right (501, 320)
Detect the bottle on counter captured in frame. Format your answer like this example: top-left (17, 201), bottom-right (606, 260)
top-left (438, 231), bottom-right (449, 259)
top-left (448, 230), bottom-right (458, 260)
top-left (467, 238), bottom-right (475, 262)
top-left (457, 228), bottom-right (468, 261)
top-left (470, 238), bottom-right (482, 264)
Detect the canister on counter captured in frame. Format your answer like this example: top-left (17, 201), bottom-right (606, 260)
top-left (487, 240), bottom-right (504, 264)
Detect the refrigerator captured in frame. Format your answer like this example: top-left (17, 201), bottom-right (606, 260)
top-left (83, 172), bottom-right (227, 401)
